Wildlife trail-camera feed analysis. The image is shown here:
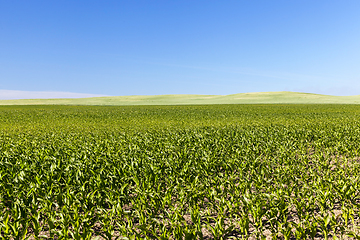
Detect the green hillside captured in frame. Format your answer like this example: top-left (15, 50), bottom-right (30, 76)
top-left (1, 91), bottom-right (360, 105)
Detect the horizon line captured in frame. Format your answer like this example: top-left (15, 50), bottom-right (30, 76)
top-left (1, 89), bottom-right (359, 101)
top-left (0, 89), bottom-right (108, 100)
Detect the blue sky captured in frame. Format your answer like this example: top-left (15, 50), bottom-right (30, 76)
top-left (1, 0), bottom-right (360, 99)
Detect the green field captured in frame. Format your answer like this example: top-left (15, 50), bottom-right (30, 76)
top-left (2, 91), bottom-right (360, 105)
top-left (1, 104), bottom-right (360, 239)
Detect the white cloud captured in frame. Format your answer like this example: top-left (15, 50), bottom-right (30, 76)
top-left (0, 90), bottom-right (107, 100)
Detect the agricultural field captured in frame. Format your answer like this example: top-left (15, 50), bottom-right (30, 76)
top-left (2, 91), bottom-right (360, 105)
top-left (1, 104), bottom-right (360, 239)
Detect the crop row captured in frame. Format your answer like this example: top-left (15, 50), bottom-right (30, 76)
top-left (0, 105), bottom-right (360, 239)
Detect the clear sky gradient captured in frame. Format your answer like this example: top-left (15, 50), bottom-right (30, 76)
top-left (1, 0), bottom-right (360, 98)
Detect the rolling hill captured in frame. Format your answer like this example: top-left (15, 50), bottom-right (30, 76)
top-left (1, 91), bottom-right (360, 105)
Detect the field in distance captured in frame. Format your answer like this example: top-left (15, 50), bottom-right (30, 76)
top-left (1, 91), bottom-right (360, 105)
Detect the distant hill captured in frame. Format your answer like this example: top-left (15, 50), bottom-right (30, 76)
top-left (1, 91), bottom-right (360, 105)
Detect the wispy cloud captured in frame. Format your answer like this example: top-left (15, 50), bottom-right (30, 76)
top-left (120, 56), bottom-right (329, 83)
top-left (151, 62), bottom-right (327, 82)
top-left (0, 90), bottom-right (107, 100)
top-left (104, 53), bottom-right (335, 84)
